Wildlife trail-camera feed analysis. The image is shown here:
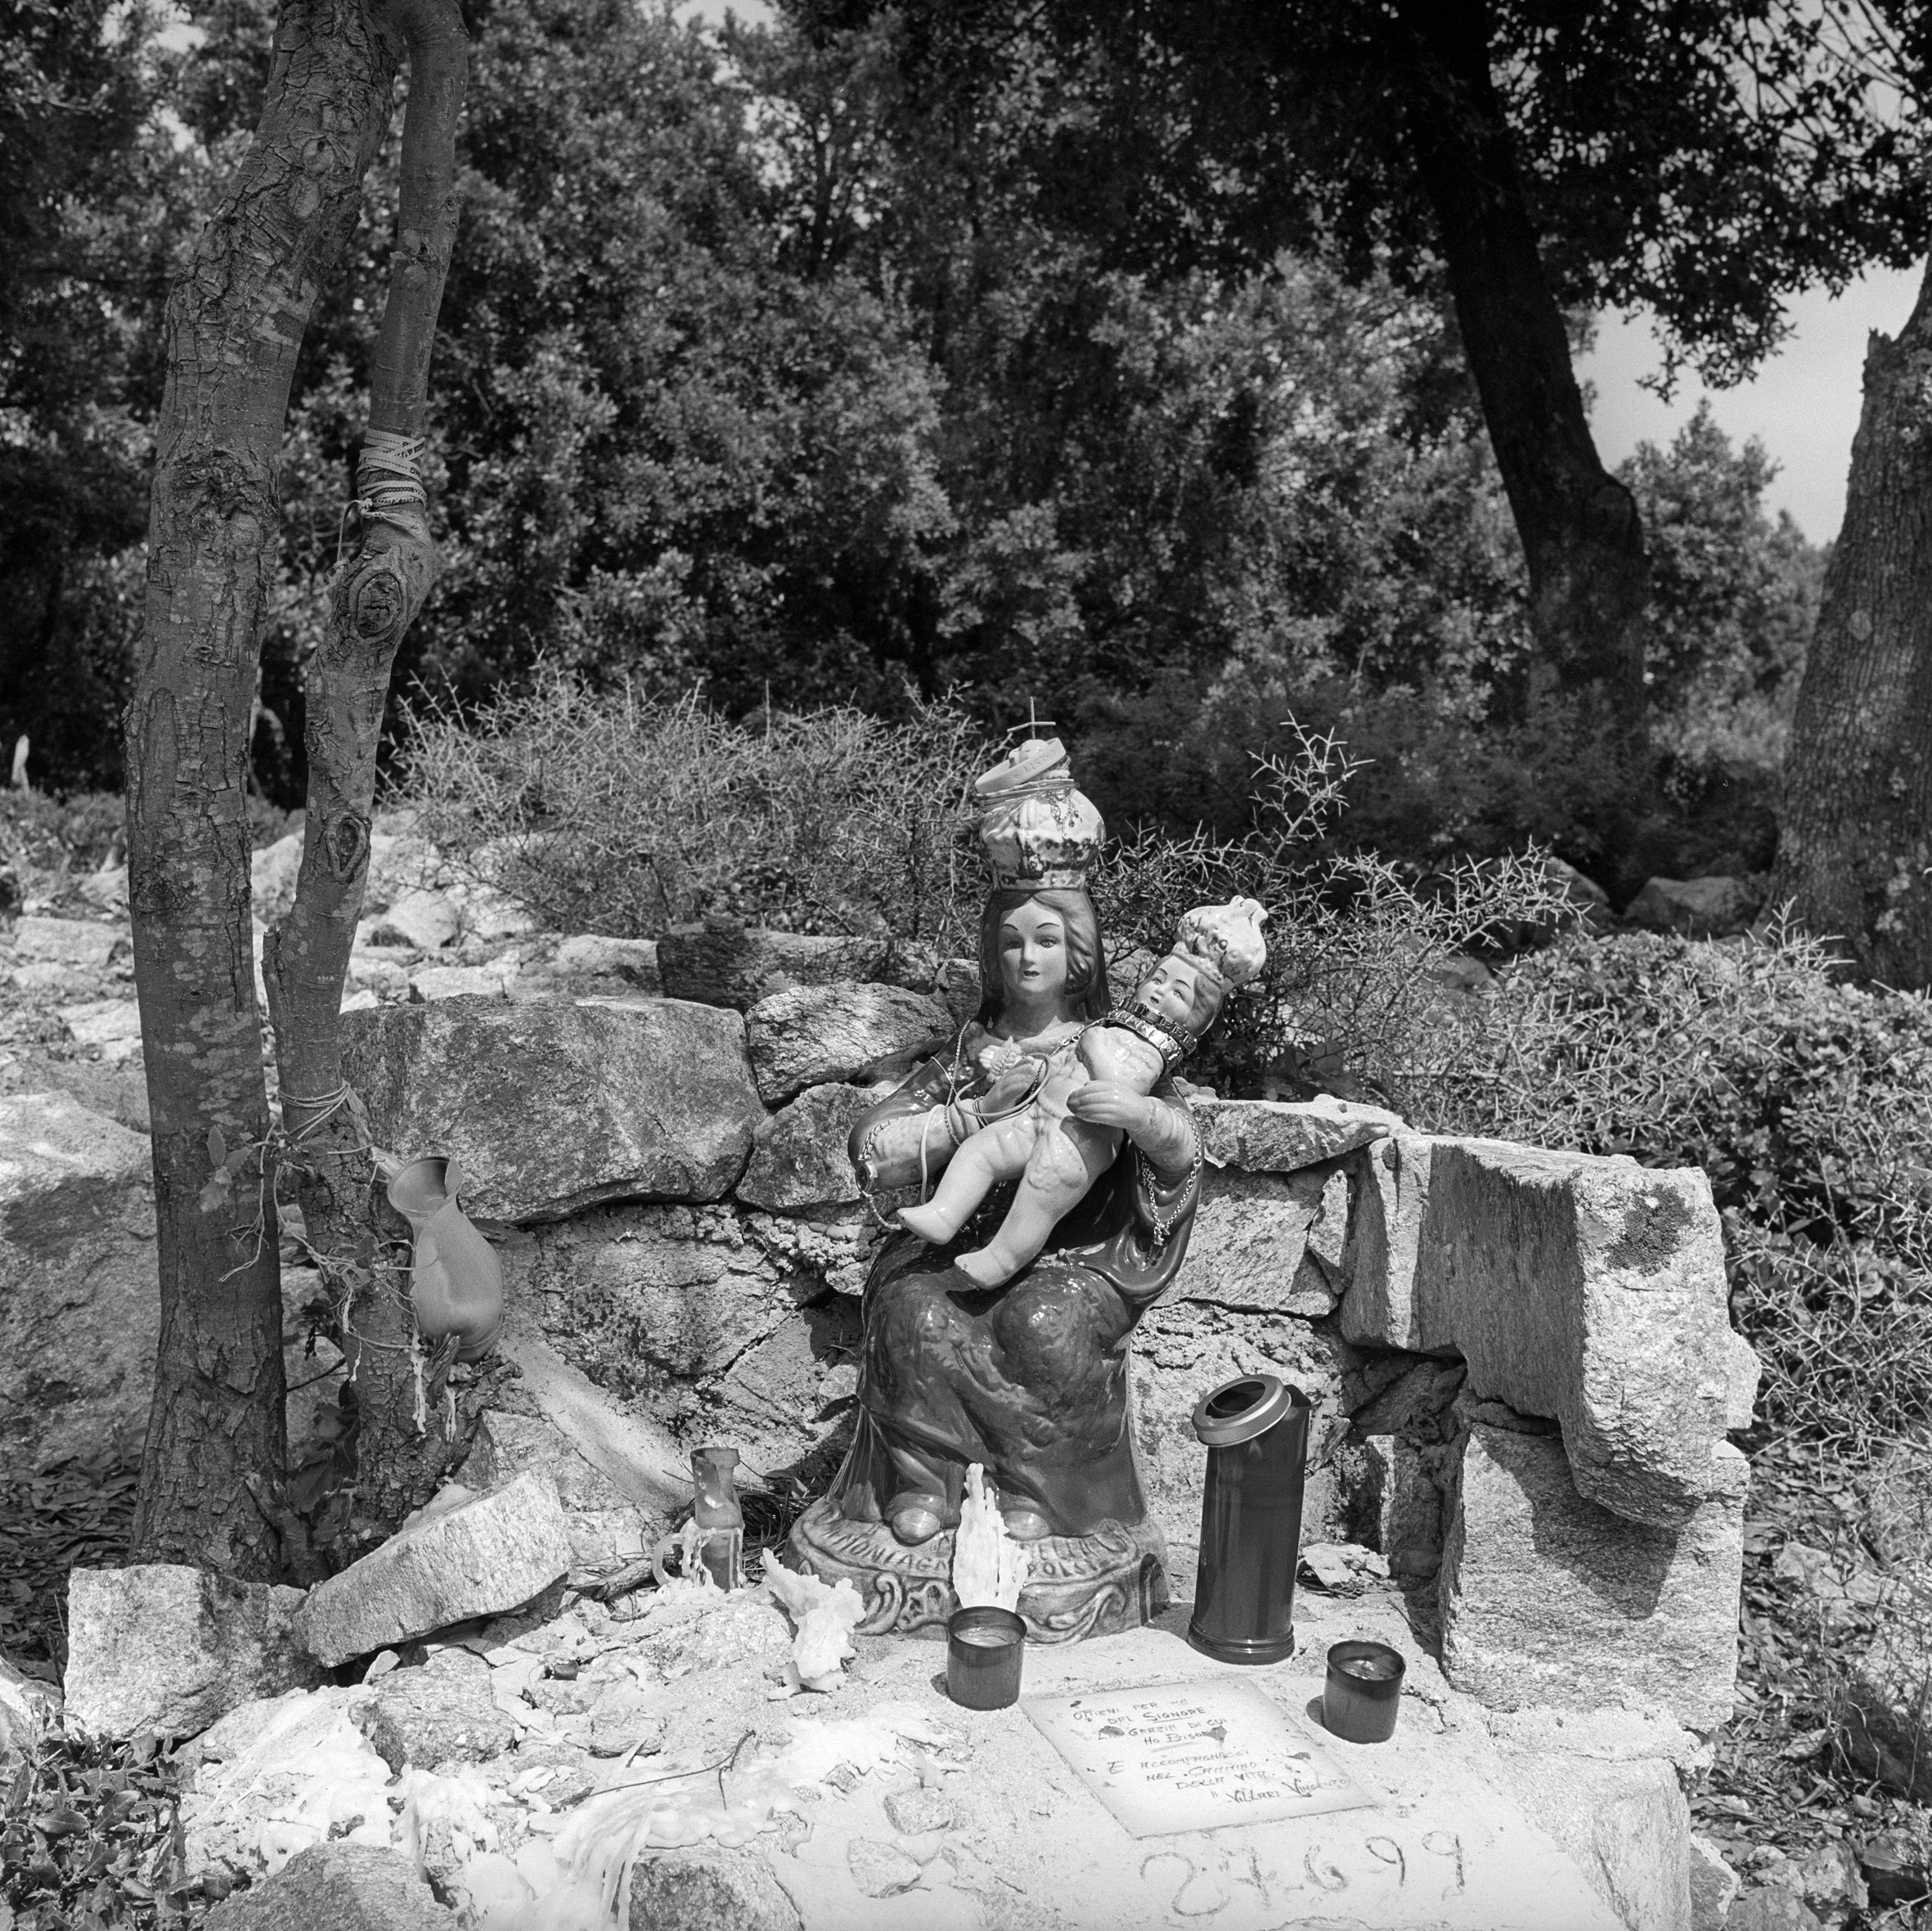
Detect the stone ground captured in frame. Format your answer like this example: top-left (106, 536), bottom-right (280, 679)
top-left (2, 814), bottom-right (1930, 1929)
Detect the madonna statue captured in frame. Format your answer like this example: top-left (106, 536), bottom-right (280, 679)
top-left (787, 738), bottom-right (1209, 1642)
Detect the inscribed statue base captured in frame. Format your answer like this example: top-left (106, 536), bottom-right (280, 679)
top-left (788, 1495), bottom-right (1169, 1644)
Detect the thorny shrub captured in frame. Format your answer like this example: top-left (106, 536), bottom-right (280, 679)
top-left (395, 669), bottom-right (1573, 1097)
top-left (1404, 925), bottom-right (1932, 1460)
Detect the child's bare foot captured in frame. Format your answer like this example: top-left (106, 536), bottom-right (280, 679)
top-left (898, 1201), bottom-right (956, 1243)
top-left (953, 1246), bottom-right (1015, 1287)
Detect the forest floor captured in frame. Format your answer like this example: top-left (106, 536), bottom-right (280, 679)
top-left (0, 804), bottom-right (1927, 1927)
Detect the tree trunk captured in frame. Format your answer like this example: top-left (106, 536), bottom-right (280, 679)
top-left (1395, 0), bottom-right (1651, 763)
top-left (1771, 258), bottom-right (1932, 986)
top-left (128, 1), bottom-right (401, 1574)
top-left (263, 0), bottom-right (471, 1554)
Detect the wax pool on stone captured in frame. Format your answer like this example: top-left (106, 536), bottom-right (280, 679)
top-left (1024, 1677), bottom-right (1373, 1839)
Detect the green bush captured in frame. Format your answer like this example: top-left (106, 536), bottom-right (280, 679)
top-left (1406, 927), bottom-right (1932, 1456)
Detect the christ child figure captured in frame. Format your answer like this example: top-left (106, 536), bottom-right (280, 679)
top-left (898, 897), bottom-right (1269, 1287)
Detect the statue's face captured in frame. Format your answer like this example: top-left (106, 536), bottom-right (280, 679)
top-left (1133, 954), bottom-right (1201, 1031)
top-left (998, 900), bottom-right (1070, 1006)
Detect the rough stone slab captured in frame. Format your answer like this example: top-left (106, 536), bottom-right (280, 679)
top-left (204, 1841), bottom-right (446, 1930)
top-left (1343, 1132), bottom-right (1755, 1527)
top-left (65, 1565), bottom-right (318, 1739)
top-left (632, 1845), bottom-right (802, 1931)
top-left (1193, 1094), bottom-right (1400, 1173)
top-left (1171, 1165), bottom-right (1337, 1314)
top-left (0, 1090), bottom-right (157, 1466)
top-left (1625, 875), bottom-right (1761, 939)
top-left (294, 1471), bottom-right (573, 1666)
top-left (9, 914), bottom-right (126, 967)
top-left (349, 1647), bottom-right (514, 1771)
top-left (341, 997), bottom-right (762, 1220)
top-left (1438, 1420), bottom-right (1746, 1730)
top-left (745, 981), bottom-right (953, 1104)
top-left (658, 923), bottom-right (889, 1010)
top-left (461, 1409), bottom-right (654, 1571)
top-left (1494, 1748), bottom-right (1692, 1931)
top-left (737, 1083), bottom-right (873, 1211)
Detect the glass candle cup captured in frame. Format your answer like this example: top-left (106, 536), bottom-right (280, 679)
top-left (946, 1605), bottom-right (1026, 1710)
top-left (1323, 1640), bottom-right (1406, 1743)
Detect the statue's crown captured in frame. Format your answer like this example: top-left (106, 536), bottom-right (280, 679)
top-left (1173, 897), bottom-right (1269, 990)
top-left (974, 737), bottom-right (1104, 890)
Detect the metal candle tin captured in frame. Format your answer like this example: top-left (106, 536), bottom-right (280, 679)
top-left (1323, 1640), bottom-right (1406, 1743)
top-left (1188, 1373), bottom-right (1311, 1665)
top-left (946, 1605), bottom-right (1026, 1709)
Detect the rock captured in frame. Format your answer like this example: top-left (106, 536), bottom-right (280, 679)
top-left (1539, 856), bottom-right (1615, 932)
top-left (1795, 1843), bottom-right (1866, 1915)
top-left (1625, 876), bottom-right (1762, 940)
top-left (884, 1786), bottom-right (954, 1834)
top-left (1171, 1166), bottom-right (1339, 1314)
top-left (351, 1647), bottom-right (515, 1771)
top-left (0, 1091), bottom-right (156, 1466)
top-left (736, 1083), bottom-right (873, 1211)
top-left (1858, 1833), bottom-right (1932, 1908)
top-left (550, 933), bottom-right (663, 994)
top-left (1437, 1417), bottom-right (1746, 1730)
top-left (452, 882), bottom-right (535, 944)
top-left (65, 1565), bottom-right (317, 1739)
top-left (461, 1410), bottom-right (654, 1573)
top-left (1343, 1133), bottom-right (1753, 1529)
top-left (745, 981), bottom-right (953, 1104)
top-left (1429, 951), bottom-right (1495, 993)
top-left (371, 887), bottom-right (461, 950)
top-left (204, 1841), bottom-right (447, 1930)
top-left (932, 957), bottom-right (982, 1026)
top-left (1840, 1582), bottom-right (1932, 1799)
top-left (1194, 1095), bottom-right (1399, 1173)
top-left (251, 832), bottom-right (304, 926)
top-left (847, 1837), bottom-right (925, 1897)
top-left (635, 1591), bottom-right (792, 1677)
top-left (9, 914), bottom-right (126, 967)
top-left (341, 998), bottom-right (762, 1221)
top-left (1726, 1890), bottom-right (1822, 1931)
top-left (1689, 1834), bottom-right (1741, 1929)
top-left (588, 1681), bottom-right (666, 1758)
top-left (408, 963), bottom-right (514, 1002)
top-left (1494, 1749), bottom-right (1692, 1931)
top-left (631, 1845), bottom-right (802, 1931)
top-left (363, 833), bottom-right (443, 913)
top-left (59, 996), bottom-right (143, 1046)
top-left (0, 1652), bottom-right (59, 1771)
top-left (294, 1471), bottom-right (573, 1666)
top-left (657, 922), bottom-right (889, 1010)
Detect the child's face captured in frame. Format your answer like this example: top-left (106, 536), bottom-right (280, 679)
top-left (1133, 954), bottom-right (1203, 1031)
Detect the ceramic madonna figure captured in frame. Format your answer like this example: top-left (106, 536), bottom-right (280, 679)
top-left (789, 739), bottom-right (1238, 1643)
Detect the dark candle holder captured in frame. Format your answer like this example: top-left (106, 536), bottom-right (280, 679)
top-left (946, 1605), bottom-right (1027, 1709)
top-left (1323, 1640), bottom-right (1405, 1743)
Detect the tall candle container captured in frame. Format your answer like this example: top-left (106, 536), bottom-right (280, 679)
top-left (1187, 1373), bottom-right (1310, 1664)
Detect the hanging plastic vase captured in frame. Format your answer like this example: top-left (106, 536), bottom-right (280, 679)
top-left (387, 1156), bottom-right (504, 1362)
top-left (1188, 1373), bottom-right (1310, 1665)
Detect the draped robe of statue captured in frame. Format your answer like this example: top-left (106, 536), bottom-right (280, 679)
top-left (788, 1020), bottom-right (1202, 1641)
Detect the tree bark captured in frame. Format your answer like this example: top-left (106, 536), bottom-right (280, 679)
top-left (1771, 258), bottom-right (1932, 986)
top-left (263, 0), bottom-right (471, 1549)
top-left (128, 1), bottom-right (401, 1574)
top-left (1395, 0), bottom-right (1651, 761)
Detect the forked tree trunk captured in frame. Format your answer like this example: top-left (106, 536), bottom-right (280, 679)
top-left (1396, 0), bottom-right (1651, 769)
top-left (128, 0), bottom-right (467, 1573)
top-left (1772, 258), bottom-right (1932, 987)
top-left (263, 0), bottom-right (470, 1544)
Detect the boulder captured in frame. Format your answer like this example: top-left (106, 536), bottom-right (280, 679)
top-left (1437, 1416), bottom-right (1746, 1730)
top-left (1171, 1166), bottom-right (1342, 1314)
top-left (549, 933), bottom-right (662, 994)
top-left (460, 1409), bottom-right (654, 1573)
top-left (294, 1471), bottom-right (573, 1666)
top-left (631, 1845), bottom-right (802, 1931)
top-left (9, 914), bottom-right (126, 968)
top-left (1624, 876), bottom-right (1761, 940)
top-left (0, 1091), bottom-right (156, 1466)
top-left (744, 981), bottom-right (953, 1104)
top-left (204, 1841), bottom-right (447, 1930)
top-left (341, 998), bottom-right (762, 1221)
top-left (1343, 1132), bottom-right (1755, 1528)
top-left (350, 1647), bottom-right (515, 1771)
top-left (65, 1565), bottom-right (318, 1738)
top-left (408, 963), bottom-right (514, 1002)
top-left (250, 831), bottom-right (304, 926)
top-left (1193, 1095), bottom-right (1399, 1174)
top-left (657, 922), bottom-right (888, 1010)
top-left (371, 887), bottom-right (461, 951)
top-left (736, 1083), bottom-right (873, 1211)
top-left (363, 833), bottom-right (443, 913)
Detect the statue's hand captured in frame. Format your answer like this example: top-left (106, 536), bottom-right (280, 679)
top-left (1065, 1080), bottom-right (1157, 1134)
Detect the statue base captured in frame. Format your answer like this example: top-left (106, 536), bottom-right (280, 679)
top-left (787, 1495), bottom-right (1169, 1645)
